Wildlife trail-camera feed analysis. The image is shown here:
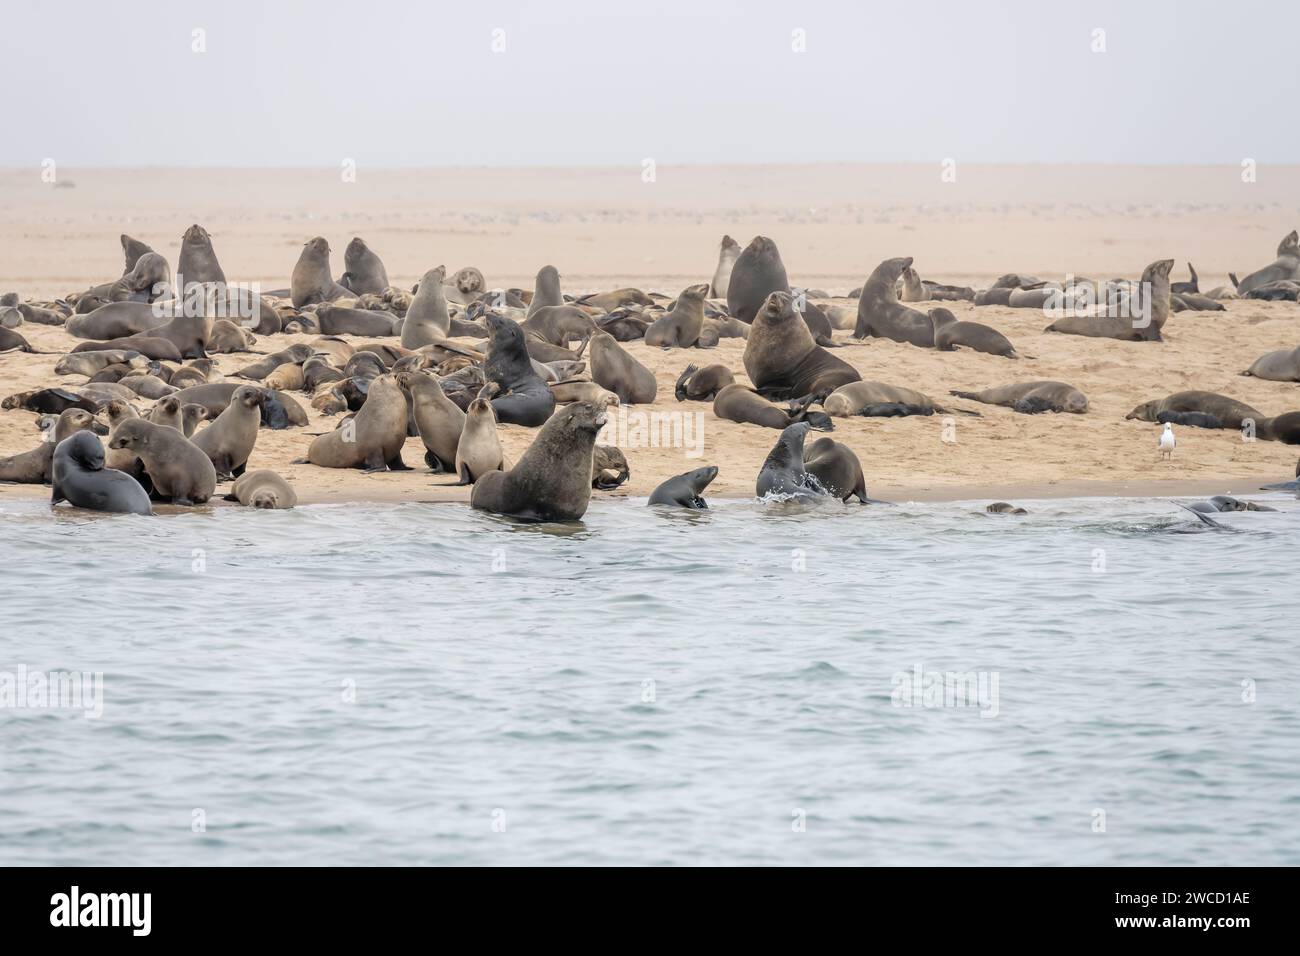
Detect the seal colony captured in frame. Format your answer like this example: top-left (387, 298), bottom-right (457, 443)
top-left (3, 225), bottom-right (1300, 518)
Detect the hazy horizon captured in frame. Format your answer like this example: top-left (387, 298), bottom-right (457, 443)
top-left (1, 0), bottom-right (1297, 169)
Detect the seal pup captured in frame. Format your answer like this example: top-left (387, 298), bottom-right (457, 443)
top-left (291, 237), bottom-right (351, 307)
top-left (108, 419), bottom-right (217, 505)
top-left (447, 385), bottom-right (504, 484)
top-left (192, 385), bottom-right (264, 479)
top-left (306, 373), bottom-right (410, 471)
top-left (51, 432), bottom-right (152, 515)
top-left (591, 446), bottom-right (629, 490)
top-left (644, 283), bottom-right (709, 348)
top-left (177, 224), bottom-right (227, 285)
top-left (950, 381), bottom-right (1088, 414)
top-left (526, 266), bottom-right (564, 317)
top-left (341, 238), bottom-right (390, 295)
top-left (929, 308), bottom-right (1019, 358)
top-left (470, 401), bottom-right (609, 522)
top-left (1241, 345), bottom-right (1300, 382)
top-left (1231, 230), bottom-right (1300, 295)
top-left (648, 465), bottom-right (718, 509)
top-left (755, 421), bottom-right (832, 500)
top-left (224, 469), bottom-right (297, 509)
top-left (147, 395), bottom-right (186, 430)
top-left (675, 363), bottom-right (735, 401)
top-left (483, 313), bottom-right (557, 426)
top-left (169, 358), bottom-right (220, 389)
top-left (0, 409), bottom-right (105, 484)
top-left (744, 291), bottom-right (860, 401)
top-left (397, 369), bottom-right (466, 472)
top-left (401, 266), bottom-right (452, 347)
top-left (853, 257), bottom-right (934, 347)
top-left (803, 437), bottom-right (883, 504)
top-left (589, 330), bottom-right (657, 404)
top-left (710, 236), bottom-right (740, 299)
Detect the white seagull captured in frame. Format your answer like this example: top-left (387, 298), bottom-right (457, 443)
top-left (1159, 422), bottom-right (1176, 461)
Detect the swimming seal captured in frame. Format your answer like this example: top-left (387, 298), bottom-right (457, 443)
top-left (224, 469), bottom-right (297, 509)
top-left (755, 421), bottom-right (832, 500)
top-left (108, 419), bottom-right (217, 505)
top-left (51, 432), bottom-right (152, 515)
top-left (743, 291), bottom-right (860, 401)
top-left (951, 381), bottom-right (1088, 414)
top-left (648, 465), bottom-right (718, 509)
top-left (470, 401), bottom-right (609, 522)
top-left (853, 257), bottom-right (934, 347)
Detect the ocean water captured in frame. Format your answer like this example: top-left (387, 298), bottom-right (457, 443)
top-left (1, 493), bottom-right (1297, 866)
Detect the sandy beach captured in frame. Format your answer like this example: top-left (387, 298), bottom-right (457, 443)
top-left (2, 163), bottom-right (1299, 506)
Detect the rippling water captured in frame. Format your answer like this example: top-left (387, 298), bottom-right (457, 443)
top-left (1, 493), bottom-right (1297, 866)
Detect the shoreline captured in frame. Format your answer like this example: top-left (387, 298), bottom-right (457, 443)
top-left (3, 476), bottom-right (1294, 510)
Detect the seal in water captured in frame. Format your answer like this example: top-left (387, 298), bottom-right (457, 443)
top-left (51, 432), bottom-right (152, 515)
top-left (224, 469), bottom-right (297, 509)
top-left (803, 437), bottom-right (883, 504)
top-left (755, 421), bottom-right (832, 500)
top-left (648, 465), bottom-right (718, 508)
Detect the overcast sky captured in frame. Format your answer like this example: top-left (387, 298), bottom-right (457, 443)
top-left (0, 0), bottom-right (1294, 167)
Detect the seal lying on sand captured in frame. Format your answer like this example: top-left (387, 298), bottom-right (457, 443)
top-left (951, 381), bottom-right (1088, 414)
top-left (714, 384), bottom-right (833, 430)
top-left (1241, 345), bottom-right (1300, 382)
top-left (675, 363), bottom-right (735, 401)
top-left (51, 432), bottom-right (152, 515)
top-left (648, 465), bottom-right (718, 509)
top-left (929, 308), bottom-right (1019, 358)
top-left (470, 401), bottom-right (608, 521)
top-left (1043, 259), bottom-right (1173, 342)
top-left (823, 381), bottom-right (950, 418)
top-left (1125, 391), bottom-right (1261, 430)
top-left (1231, 230), bottom-right (1300, 295)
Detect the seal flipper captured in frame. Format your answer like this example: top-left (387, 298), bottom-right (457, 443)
top-left (232, 462), bottom-right (246, 479)
top-left (386, 451), bottom-right (411, 471)
top-left (674, 364), bottom-right (699, 402)
top-left (362, 450), bottom-right (388, 472)
top-left (1178, 504), bottom-right (1223, 528)
top-left (51, 481), bottom-right (66, 506)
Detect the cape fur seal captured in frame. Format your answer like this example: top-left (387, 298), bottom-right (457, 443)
top-left (470, 401), bottom-right (609, 522)
top-left (803, 437), bottom-right (882, 504)
top-left (121, 234), bottom-right (154, 274)
top-left (307, 373), bottom-right (410, 470)
top-left (589, 330), bottom-right (657, 404)
top-left (484, 313), bottom-right (557, 426)
top-left (224, 469), bottom-right (297, 509)
top-left (451, 386), bottom-right (504, 484)
top-left (755, 421), bottom-right (832, 500)
top-left (591, 445), bottom-right (629, 490)
top-left (822, 381), bottom-right (944, 418)
top-left (192, 384), bottom-right (264, 479)
top-left (401, 266), bottom-right (452, 347)
top-left (743, 291), bottom-right (860, 400)
top-left (0, 409), bottom-right (105, 484)
top-left (108, 419), bottom-right (217, 504)
top-left (526, 266), bottom-right (563, 317)
top-left (714, 384), bottom-right (833, 430)
top-left (644, 284), bottom-right (709, 348)
top-left (342, 238), bottom-right (390, 295)
top-left (70, 335), bottom-right (183, 362)
top-left (648, 465), bottom-right (718, 509)
top-left (170, 382), bottom-right (308, 428)
top-left (675, 363), bottom-right (735, 401)
top-left (951, 381), bottom-right (1088, 414)
top-left (1232, 230), bottom-right (1300, 295)
top-left (854, 257), bottom-right (934, 347)
top-left (930, 308), bottom-right (1019, 358)
top-left (315, 303), bottom-right (398, 337)
top-left (291, 237), bottom-right (352, 307)
top-left (66, 301), bottom-right (170, 340)
top-left (710, 236), bottom-right (740, 299)
top-left (177, 224), bottom-right (226, 284)
top-left (1125, 391), bottom-right (1261, 430)
top-left (1242, 345), bottom-right (1300, 382)
top-left (523, 305), bottom-right (596, 347)
top-left (1044, 259), bottom-right (1173, 342)
top-left (51, 432), bottom-right (152, 515)
top-left (986, 502), bottom-right (1028, 515)
top-left (725, 236), bottom-right (835, 344)
top-left (397, 369), bottom-right (466, 472)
